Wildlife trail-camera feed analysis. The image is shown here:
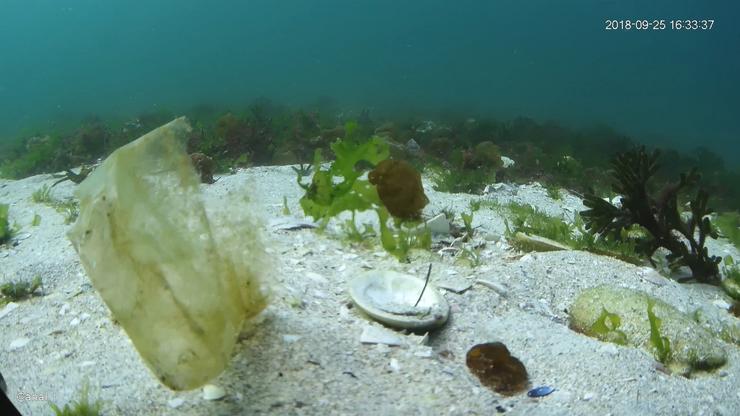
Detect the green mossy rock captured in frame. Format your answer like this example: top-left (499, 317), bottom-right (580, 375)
top-left (569, 285), bottom-right (727, 376)
top-left (67, 117), bottom-right (269, 390)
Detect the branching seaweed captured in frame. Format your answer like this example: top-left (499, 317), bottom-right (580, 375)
top-left (581, 147), bottom-right (721, 284)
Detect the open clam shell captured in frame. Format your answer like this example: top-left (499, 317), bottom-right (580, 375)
top-left (348, 270), bottom-right (450, 330)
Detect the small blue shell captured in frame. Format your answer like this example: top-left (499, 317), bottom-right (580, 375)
top-left (527, 386), bottom-right (555, 398)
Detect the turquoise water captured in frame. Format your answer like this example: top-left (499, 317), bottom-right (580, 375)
top-left (1, 0), bottom-right (738, 165)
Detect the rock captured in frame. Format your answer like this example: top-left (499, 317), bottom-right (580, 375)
top-left (388, 358), bottom-right (401, 372)
top-left (360, 325), bottom-right (404, 346)
top-left (8, 337), bottom-right (30, 351)
top-left (66, 117), bottom-right (270, 390)
top-left (500, 156), bottom-right (515, 168)
top-left (475, 279), bottom-right (508, 298)
top-left (0, 302), bottom-right (18, 320)
top-left (405, 139), bottom-right (420, 154)
top-left (425, 214), bottom-right (450, 235)
top-left (513, 232), bottom-right (571, 252)
top-left (569, 286), bottom-right (727, 375)
top-left (167, 398), bottom-right (185, 409)
top-left (202, 384), bottom-right (226, 401)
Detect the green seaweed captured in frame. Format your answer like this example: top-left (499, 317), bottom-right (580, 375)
top-left (297, 134), bottom-right (430, 260)
top-left (590, 307), bottom-right (628, 345)
top-left (0, 203), bottom-right (10, 243)
top-left (714, 211), bottom-right (740, 248)
top-left (1, 275), bottom-right (43, 301)
top-left (49, 381), bottom-right (103, 416)
top-left (647, 299), bottom-right (672, 365)
top-left (32, 184), bottom-right (53, 204)
top-left (31, 213), bottom-right (41, 226)
top-left (377, 207), bottom-right (431, 261)
top-left (461, 211), bottom-right (475, 237)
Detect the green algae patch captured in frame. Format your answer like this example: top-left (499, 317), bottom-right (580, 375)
top-left (67, 117), bottom-right (270, 390)
top-left (569, 286), bottom-right (726, 376)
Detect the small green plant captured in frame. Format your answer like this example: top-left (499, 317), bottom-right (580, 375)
top-left (31, 213), bottom-right (41, 226)
top-left (49, 381), bottom-right (103, 416)
top-left (457, 246), bottom-right (482, 268)
top-left (590, 307), bottom-right (628, 345)
top-left (647, 299), bottom-right (672, 365)
top-left (1, 275), bottom-right (42, 302)
top-left (546, 184), bottom-right (562, 200)
top-left (440, 206), bottom-right (456, 222)
top-left (340, 212), bottom-right (375, 244)
top-left (377, 207), bottom-right (431, 261)
top-left (504, 202), bottom-right (573, 244)
top-left (282, 195), bottom-right (291, 216)
top-left (460, 211), bottom-right (475, 237)
top-left (714, 211), bottom-right (740, 248)
top-left (720, 256), bottom-right (740, 300)
top-left (503, 202), bottom-right (643, 264)
top-left (30, 184), bottom-right (80, 224)
top-left (0, 203), bottom-right (10, 243)
top-left (32, 184), bottom-right (53, 204)
top-left (469, 199), bottom-right (482, 212)
top-left (56, 199), bottom-right (79, 224)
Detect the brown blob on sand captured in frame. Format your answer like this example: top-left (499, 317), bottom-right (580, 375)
top-left (368, 159), bottom-right (429, 220)
top-left (466, 342), bottom-right (529, 396)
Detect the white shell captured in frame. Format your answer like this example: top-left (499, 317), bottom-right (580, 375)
top-left (202, 384), bottom-right (226, 401)
top-left (348, 270), bottom-right (449, 330)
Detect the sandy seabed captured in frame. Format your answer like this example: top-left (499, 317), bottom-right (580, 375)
top-left (1, 165), bottom-right (739, 416)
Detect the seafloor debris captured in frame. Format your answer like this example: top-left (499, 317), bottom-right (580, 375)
top-left (67, 117), bottom-right (269, 390)
top-left (348, 270), bottom-right (449, 330)
top-left (466, 342), bottom-right (529, 396)
top-left (527, 385), bottom-right (555, 398)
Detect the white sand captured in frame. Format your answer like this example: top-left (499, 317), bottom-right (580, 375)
top-left (1, 166), bottom-right (738, 416)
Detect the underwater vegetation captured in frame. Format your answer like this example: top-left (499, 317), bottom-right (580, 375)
top-left (297, 127), bottom-right (430, 260)
top-left (49, 381), bottom-right (103, 416)
top-left (32, 184), bottom-right (80, 224)
top-left (713, 211), bottom-right (740, 248)
top-left (0, 203), bottom-right (10, 243)
top-left (0, 275), bottom-right (42, 303)
top-left (501, 202), bottom-right (643, 265)
top-left (1, 100), bottom-right (738, 214)
top-left (582, 147), bottom-right (721, 285)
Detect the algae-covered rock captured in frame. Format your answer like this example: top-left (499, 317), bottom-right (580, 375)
top-left (67, 117), bottom-right (269, 390)
top-left (569, 286), bottom-right (726, 376)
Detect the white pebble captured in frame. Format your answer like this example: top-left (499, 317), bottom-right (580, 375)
top-left (0, 302), bottom-right (19, 320)
top-left (167, 398), bottom-right (185, 409)
top-left (389, 358), bottom-right (401, 372)
top-left (59, 303), bottom-right (70, 316)
top-left (282, 334), bottom-right (302, 343)
top-left (70, 317), bottom-right (81, 326)
top-left (8, 337), bottom-right (30, 351)
top-left (203, 384), bottom-right (226, 401)
top-left (360, 325), bottom-right (404, 346)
